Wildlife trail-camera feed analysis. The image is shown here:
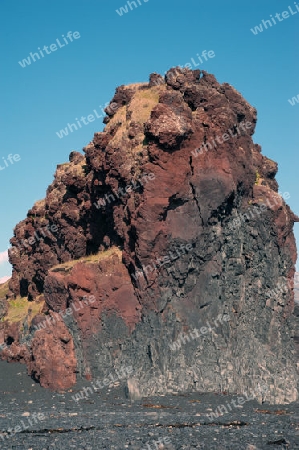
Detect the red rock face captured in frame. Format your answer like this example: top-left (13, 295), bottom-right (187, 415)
top-left (41, 251), bottom-right (141, 382)
top-left (28, 313), bottom-right (77, 390)
top-left (47, 253), bottom-right (140, 336)
top-left (3, 68), bottom-right (298, 401)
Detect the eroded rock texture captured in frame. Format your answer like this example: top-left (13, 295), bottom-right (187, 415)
top-left (3, 68), bottom-right (299, 403)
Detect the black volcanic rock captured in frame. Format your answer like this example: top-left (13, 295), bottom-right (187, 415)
top-left (1, 68), bottom-right (298, 403)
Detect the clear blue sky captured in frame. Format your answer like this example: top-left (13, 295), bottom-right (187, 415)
top-left (0, 0), bottom-right (298, 278)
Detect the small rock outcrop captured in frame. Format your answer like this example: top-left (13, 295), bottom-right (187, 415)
top-left (1, 68), bottom-right (298, 403)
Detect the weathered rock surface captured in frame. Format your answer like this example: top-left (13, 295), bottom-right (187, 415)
top-left (29, 313), bottom-right (77, 390)
top-left (2, 68), bottom-right (299, 402)
top-left (1, 360), bottom-right (299, 450)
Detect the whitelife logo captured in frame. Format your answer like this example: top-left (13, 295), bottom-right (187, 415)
top-left (288, 93), bottom-right (299, 106)
top-left (18, 31), bottom-right (81, 68)
top-left (116, 0), bottom-right (149, 16)
top-left (191, 122), bottom-right (252, 158)
top-left (55, 102), bottom-right (118, 139)
top-left (0, 412), bottom-right (46, 443)
top-left (250, 3), bottom-right (299, 35)
top-left (0, 153), bottom-right (21, 172)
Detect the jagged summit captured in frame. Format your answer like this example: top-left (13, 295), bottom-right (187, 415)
top-left (1, 67), bottom-right (298, 403)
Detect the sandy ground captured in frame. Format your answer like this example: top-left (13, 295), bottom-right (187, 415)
top-left (0, 361), bottom-right (298, 449)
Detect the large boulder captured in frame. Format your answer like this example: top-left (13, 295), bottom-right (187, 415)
top-left (4, 68), bottom-right (298, 402)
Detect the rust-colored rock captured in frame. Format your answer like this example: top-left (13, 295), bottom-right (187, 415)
top-left (28, 312), bottom-right (77, 390)
top-left (2, 68), bottom-right (298, 402)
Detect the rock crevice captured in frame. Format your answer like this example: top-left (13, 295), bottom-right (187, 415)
top-left (0, 67), bottom-right (298, 403)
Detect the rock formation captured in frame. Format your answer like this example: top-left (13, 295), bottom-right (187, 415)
top-left (1, 67), bottom-right (298, 404)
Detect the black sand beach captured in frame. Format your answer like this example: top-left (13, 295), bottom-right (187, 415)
top-left (0, 361), bottom-right (298, 449)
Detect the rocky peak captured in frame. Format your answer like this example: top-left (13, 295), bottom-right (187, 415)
top-left (1, 68), bottom-right (298, 403)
